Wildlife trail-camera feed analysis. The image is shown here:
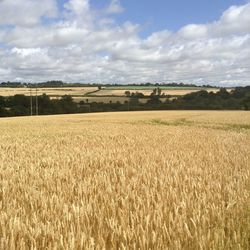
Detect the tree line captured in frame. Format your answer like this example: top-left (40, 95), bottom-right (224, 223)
top-left (0, 81), bottom-right (217, 88)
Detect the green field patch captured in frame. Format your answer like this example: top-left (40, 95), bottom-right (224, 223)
top-left (149, 118), bottom-right (195, 126)
top-left (212, 123), bottom-right (250, 132)
top-left (105, 86), bottom-right (204, 90)
top-left (148, 119), bottom-right (250, 132)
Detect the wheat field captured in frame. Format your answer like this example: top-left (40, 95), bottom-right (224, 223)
top-left (0, 87), bottom-right (98, 97)
top-left (0, 87), bottom-right (220, 98)
top-left (91, 88), bottom-right (221, 96)
top-left (0, 111), bottom-right (249, 249)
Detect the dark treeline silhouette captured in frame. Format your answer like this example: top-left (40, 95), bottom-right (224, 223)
top-left (0, 94), bottom-right (78, 117)
top-left (0, 87), bottom-right (249, 117)
top-left (0, 81), bottom-right (97, 88)
top-left (0, 81), bottom-right (218, 88)
top-left (164, 87), bottom-right (250, 110)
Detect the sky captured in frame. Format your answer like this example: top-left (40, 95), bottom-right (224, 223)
top-left (0, 0), bottom-right (250, 86)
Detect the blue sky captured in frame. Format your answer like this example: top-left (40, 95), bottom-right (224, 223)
top-left (92, 0), bottom-right (247, 35)
top-left (0, 0), bottom-right (250, 85)
top-left (58, 0), bottom-right (247, 35)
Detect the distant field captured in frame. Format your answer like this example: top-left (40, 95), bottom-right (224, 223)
top-left (0, 87), bottom-right (98, 97)
top-left (0, 86), bottom-right (232, 103)
top-left (0, 111), bottom-right (249, 249)
top-left (94, 88), bottom-right (221, 96)
top-left (0, 86), bottom-right (226, 97)
top-left (105, 86), bottom-right (208, 90)
top-left (0, 86), bottom-right (230, 105)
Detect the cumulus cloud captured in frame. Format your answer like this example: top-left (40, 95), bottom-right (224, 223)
top-left (0, 0), bottom-right (58, 27)
top-left (216, 4), bottom-right (250, 35)
top-left (106, 0), bottom-right (124, 14)
top-left (178, 24), bottom-right (208, 39)
top-left (179, 3), bottom-right (250, 39)
top-left (0, 0), bottom-right (249, 86)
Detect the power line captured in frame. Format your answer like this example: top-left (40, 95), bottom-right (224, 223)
top-left (30, 88), bottom-right (33, 116)
top-left (35, 86), bottom-right (38, 116)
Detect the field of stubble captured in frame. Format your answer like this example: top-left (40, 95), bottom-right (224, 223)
top-left (0, 111), bottom-right (249, 249)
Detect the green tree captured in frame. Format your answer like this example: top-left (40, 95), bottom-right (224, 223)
top-left (125, 91), bottom-right (131, 97)
top-left (157, 87), bottom-right (162, 96)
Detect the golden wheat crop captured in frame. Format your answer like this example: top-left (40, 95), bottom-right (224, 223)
top-left (0, 111), bottom-right (249, 249)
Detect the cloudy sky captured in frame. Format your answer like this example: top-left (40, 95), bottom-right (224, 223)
top-left (0, 0), bottom-right (250, 86)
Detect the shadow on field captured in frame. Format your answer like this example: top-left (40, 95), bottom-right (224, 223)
top-left (148, 118), bottom-right (250, 132)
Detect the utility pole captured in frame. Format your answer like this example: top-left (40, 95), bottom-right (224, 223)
top-left (35, 86), bottom-right (38, 116)
top-left (30, 88), bottom-right (33, 116)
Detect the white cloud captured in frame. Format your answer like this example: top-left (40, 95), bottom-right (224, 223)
top-left (0, 1), bottom-right (249, 86)
top-left (106, 0), bottom-right (124, 14)
top-left (64, 0), bottom-right (92, 26)
top-left (178, 24), bottom-right (207, 39)
top-left (64, 0), bottom-right (90, 15)
top-left (217, 4), bottom-right (250, 35)
top-left (179, 3), bottom-right (250, 39)
top-left (0, 0), bottom-right (58, 27)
